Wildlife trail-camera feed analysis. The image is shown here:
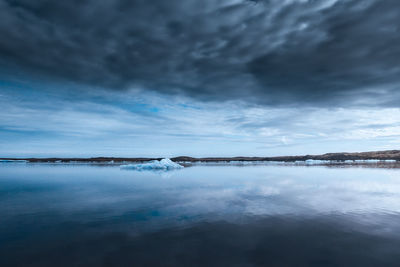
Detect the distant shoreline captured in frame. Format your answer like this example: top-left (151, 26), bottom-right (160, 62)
top-left (1, 150), bottom-right (400, 163)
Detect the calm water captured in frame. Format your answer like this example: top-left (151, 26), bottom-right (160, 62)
top-left (2, 163), bottom-right (400, 266)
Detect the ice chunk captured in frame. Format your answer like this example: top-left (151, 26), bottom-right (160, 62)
top-left (0, 159), bottom-right (28, 163)
top-left (120, 158), bottom-right (183, 171)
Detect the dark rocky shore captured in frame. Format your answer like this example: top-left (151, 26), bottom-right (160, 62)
top-left (2, 150), bottom-right (400, 163)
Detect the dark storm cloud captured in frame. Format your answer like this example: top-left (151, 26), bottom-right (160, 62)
top-left (0, 0), bottom-right (399, 106)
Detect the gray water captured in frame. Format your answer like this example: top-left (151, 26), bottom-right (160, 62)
top-left (1, 163), bottom-right (400, 266)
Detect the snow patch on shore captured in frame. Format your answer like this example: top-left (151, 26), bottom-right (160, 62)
top-left (304, 159), bottom-right (330, 165)
top-left (120, 158), bottom-right (184, 171)
top-left (180, 159), bottom-right (398, 166)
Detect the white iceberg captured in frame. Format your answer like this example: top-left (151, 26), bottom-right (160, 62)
top-left (120, 158), bottom-right (184, 171)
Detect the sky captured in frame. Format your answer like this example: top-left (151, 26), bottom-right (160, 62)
top-left (0, 0), bottom-right (400, 157)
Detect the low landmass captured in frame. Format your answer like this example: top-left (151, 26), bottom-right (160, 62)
top-left (1, 150), bottom-right (400, 163)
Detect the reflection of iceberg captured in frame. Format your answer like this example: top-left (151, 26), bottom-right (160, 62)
top-left (120, 158), bottom-right (184, 171)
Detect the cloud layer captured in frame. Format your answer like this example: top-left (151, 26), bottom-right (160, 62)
top-left (1, 0), bottom-right (399, 106)
top-left (1, 82), bottom-right (399, 157)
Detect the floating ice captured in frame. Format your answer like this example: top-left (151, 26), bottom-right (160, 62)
top-left (0, 159), bottom-right (28, 163)
top-left (120, 158), bottom-right (184, 171)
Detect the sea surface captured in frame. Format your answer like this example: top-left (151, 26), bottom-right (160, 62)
top-left (2, 163), bottom-right (400, 266)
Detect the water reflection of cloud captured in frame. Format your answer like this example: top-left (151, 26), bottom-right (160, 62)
top-left (162, 167), bottom-right (400, 219)
top-left (3, 165), bottom-right (400, 229)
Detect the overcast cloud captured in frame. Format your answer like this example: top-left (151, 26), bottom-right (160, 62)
top-left (1, 0), bottom-right (400, 106)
